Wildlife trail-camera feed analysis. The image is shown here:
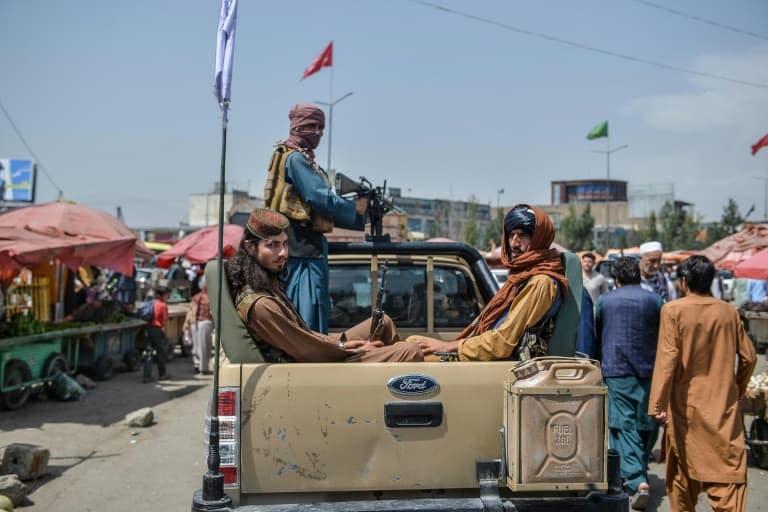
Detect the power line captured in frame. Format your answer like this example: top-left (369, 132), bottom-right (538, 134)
top-left (0, 98), bottom-right (63, 199)
top-left (627, 0), bottom-right (768, 42)
top-left (405, 0), bottom-right (768, 90)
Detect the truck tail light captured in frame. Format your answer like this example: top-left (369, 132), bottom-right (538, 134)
top-left (205, 387), bottom-right (240, 487)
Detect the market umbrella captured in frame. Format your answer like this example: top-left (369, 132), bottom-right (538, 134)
top-left (700, 223), bottom-right (768, 270)
top-left (734, 247), bottom-right (768, 280)
top-left (156, 224), bottom-right (244, 268)
top-left (0, 202), bottom-right (150, 275)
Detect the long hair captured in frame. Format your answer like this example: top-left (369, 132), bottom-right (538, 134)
top-left (226, 234), bottom-right (281, 298)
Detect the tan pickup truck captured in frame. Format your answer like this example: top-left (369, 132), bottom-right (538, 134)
top-left (193, 241), bottom-right (628, 512)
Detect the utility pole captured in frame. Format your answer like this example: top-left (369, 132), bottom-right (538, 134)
top-left (591, 143), bottom-right (628, 249)
top-left (315, 91), bottom-right (353, 172)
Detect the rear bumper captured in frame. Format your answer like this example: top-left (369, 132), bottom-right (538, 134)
top-left (228, 491), bottom-right (629, 512)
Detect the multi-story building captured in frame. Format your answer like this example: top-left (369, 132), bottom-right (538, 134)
top-left (389, 187), bottom-right (492, 242)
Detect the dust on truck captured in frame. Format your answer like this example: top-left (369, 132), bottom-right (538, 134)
top-left (193, 241), bottom-right (628, 511)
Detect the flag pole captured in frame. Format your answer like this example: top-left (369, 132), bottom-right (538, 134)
top-left (327, 65), bottom-right (334, 172)
top-left (194, 1), bottom-right (236, 510)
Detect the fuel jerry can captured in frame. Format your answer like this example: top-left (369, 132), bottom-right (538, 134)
top-left (504, 357), bottom-right (607, 491)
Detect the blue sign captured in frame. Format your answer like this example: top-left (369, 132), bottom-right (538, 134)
top-left (387, 374), bottom-right (439, 396)
top-left (0, 158), bottom-right (35, 203)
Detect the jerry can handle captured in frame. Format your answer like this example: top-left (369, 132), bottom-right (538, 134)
top-left (547, 359), bottom-right (600, 381)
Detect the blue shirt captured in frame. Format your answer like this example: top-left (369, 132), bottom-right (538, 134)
top-left (596, 284), bottom-right (663, 378)
top-left (747, 279), bottom-right (768, 303)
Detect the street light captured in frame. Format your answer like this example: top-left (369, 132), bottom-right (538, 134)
top-left (753, 176), bottom-right (768, 220)
top-left (315, 91), bottom-right (354, 173)
top-left (591, 144), bottom-right (628, 249)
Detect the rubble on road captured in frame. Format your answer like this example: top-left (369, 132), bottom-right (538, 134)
top-left (125, 407), bottom-right (154, 427)
top-left (0, 444), bottom-right (49, 481)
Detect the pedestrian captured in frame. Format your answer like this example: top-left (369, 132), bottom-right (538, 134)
top-left (639, 241), bottom-right (676, 301)
top-left (649, 255), bottom-right (757, 512)
top-left (143, 285), bottom-right (172, 383)
top-left (187, 278), bottom-right (213, 374)
top-left (595, 257), bottom-right (663, 510)
top-left (263, 103), bottom-right (367, 334)
top-left (581, 252), bottom-right (608, 307)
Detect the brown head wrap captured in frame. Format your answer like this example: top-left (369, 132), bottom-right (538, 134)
top-left (246, 208), bottom-right (289, 239)
top-left (285, 103), bottom-right (325, 154)
top-left (458, 204), bottom-right (568, 339)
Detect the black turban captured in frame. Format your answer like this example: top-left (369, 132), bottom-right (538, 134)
top-left (504, 206), bottom-right (535, 237)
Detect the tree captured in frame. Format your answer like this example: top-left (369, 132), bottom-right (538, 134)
top-left (656, 201), bottom-right (702, 250)
top-left (706, 198), bottom-right (745, 245)
top-left (557, 204), bottom-right (595, 251)
top-left (485, 207), bottom-right (504, 249)
top-left (462, 196), bottom-right (480, 247)
top-left (641, 210), bottom-right (659, 242)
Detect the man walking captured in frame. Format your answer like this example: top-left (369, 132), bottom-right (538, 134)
top-left (649, 255), bottom-right (756, 512)
top-left (596, 257), bottom-right (662, 510)
top-left (581, 252), bottom-right (607, 307)
top-left (639, 241), bottom-right (676, 301)
top-left (143, 285), bottom-right (172, 383)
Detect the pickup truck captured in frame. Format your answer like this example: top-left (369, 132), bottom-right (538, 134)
top-left (193, 240), bottom-right (627, 512)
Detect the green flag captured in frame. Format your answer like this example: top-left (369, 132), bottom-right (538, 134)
top-left (586, 121), bottom-right (608, 140)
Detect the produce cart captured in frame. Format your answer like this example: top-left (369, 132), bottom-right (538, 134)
top-left (0, 328), bottom-right (82, 410)
top-left (76, 318), bottom-right (145, 380)
top-left (743, 374), bottom-right (768, 469)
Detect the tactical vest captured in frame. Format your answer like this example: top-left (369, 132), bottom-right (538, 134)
top-left (264, 144), bottom-right (334, 233)
top-left (235, 287), bottom-right (295, 363)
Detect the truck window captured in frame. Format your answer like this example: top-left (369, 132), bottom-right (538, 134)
top-left (328, 262), bottom-right (480, 331)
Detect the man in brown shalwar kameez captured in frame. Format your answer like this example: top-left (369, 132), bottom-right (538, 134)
top-left (226, 207), bottom-right (422, 363)
top-left (649, 255), bottom-right (756, 512)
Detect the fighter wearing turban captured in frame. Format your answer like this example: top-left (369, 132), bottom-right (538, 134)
top-left (225, 208), bottom-right (422, 363)
top-left (412, 205), bottom-right (569, 361)
top-left (263, 103), bottom-right (367, 334)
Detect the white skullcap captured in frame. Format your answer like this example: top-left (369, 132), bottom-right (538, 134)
top-left (640, 241), bottom-right (663, 254)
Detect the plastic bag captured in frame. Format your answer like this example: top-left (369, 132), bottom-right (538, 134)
top-left (52, 372), bottom-right (87, 401)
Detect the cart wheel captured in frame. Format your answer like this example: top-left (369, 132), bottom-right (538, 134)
top-left (42, 353), bottom-right (69, 393)
top-left (1, 359), bottom-right (33, 410)
top-left (123, 350), bottom-right (141, 372)
top-left (750, 417), bottom-right (768, 469)
top-left (93, 356), bottom-right (115, 381)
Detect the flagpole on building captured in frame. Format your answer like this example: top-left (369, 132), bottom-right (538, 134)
top-left (587, 121), bottom-right (627, 250)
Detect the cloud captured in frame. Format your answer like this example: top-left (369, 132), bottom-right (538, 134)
top-left (625, 45), bottom-right (768, 135)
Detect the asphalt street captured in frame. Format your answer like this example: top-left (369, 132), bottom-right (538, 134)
top-left (1, 355), bottom-right (767, 511)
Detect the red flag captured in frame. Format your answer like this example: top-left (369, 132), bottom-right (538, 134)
top-left (300, 41), bottom-right (333, 81)
top-left (753, 133), bottom-right (768, 156)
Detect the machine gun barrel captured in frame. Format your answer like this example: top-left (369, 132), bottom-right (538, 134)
top-left (334, 172), bottom-right (397, 242)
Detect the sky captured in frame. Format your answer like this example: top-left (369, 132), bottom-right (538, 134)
top-left (1, 0), bottom-right (768, 228)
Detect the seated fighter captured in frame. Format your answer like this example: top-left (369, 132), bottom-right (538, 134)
top-left (412, 205), bottom-right (568, 361)
top-left (226, 208), bottom-right (422, 363)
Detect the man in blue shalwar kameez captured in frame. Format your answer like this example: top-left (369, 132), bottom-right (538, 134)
top-left (595, 257), bottom-right (663, 510)
top-left (266, 104), bottom-right (366, 333)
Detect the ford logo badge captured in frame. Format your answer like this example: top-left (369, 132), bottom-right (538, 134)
top-left (387, 374), bottom-right (439, 396)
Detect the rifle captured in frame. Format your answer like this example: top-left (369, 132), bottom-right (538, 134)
top-left (368, 263), bottom-right (388, 341)
top-left (335, 172), bottom-right (398, 242)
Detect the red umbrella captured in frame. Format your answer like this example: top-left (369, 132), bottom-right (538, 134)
top-left (734, 247), bottom-right (768, 280)
top-left (156, 224), bottom-right (244, 268)
top-left (0, 202), bottom-right (148, 275)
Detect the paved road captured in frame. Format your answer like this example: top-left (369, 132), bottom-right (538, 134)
top-left (0, 357), bottom-right (210, 511)
top-left (1, 355), bottom-right (768, 511)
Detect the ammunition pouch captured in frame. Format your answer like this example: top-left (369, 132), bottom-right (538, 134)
top-left (264, 144), bottom-right (334, 233)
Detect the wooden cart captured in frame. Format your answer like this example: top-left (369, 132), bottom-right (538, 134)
top-left (742, 391), bottom-right (768, 469)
